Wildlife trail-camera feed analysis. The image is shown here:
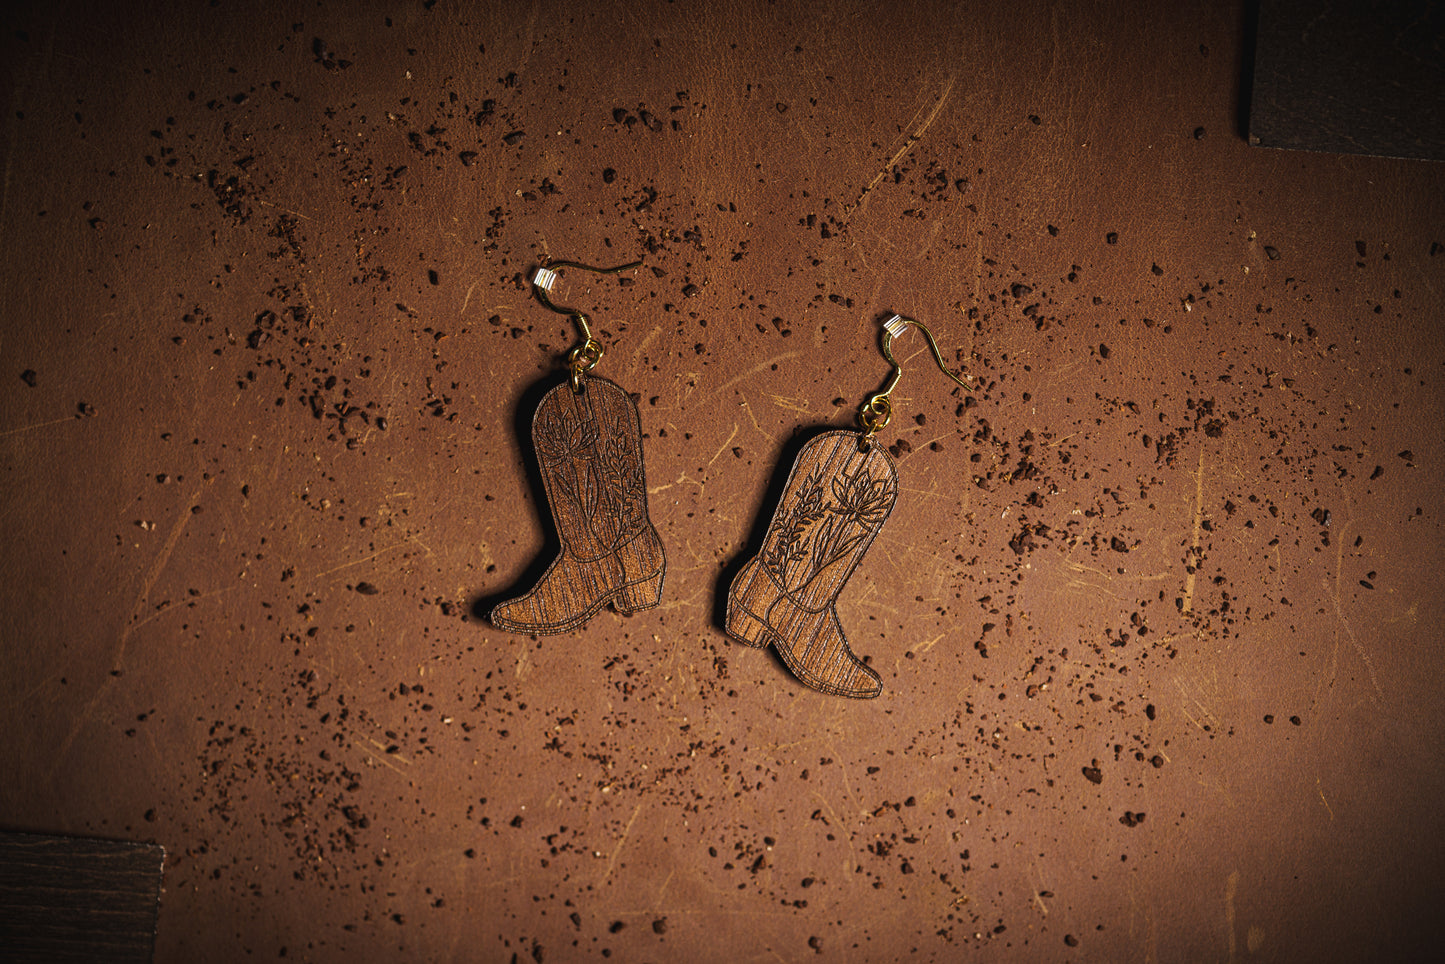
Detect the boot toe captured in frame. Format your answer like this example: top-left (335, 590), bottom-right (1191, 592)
top-left (489, 582), bottom-right (590, 635)
top-left (833, 661), bottom-right (882, 699)
top-left (488, 596), bottom-right (537, 632)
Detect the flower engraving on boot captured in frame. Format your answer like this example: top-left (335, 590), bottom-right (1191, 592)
top-left (490, 376), bottom-right (665, 634)
top-left (726, 431), bottom-right (898, 698)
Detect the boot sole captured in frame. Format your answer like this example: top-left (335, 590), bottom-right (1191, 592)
top-left (730, 601), bottom-right (882, 699)
top-left (726, 557), bottom-right (883, 697)
top-left (490, 520), bottom-right (665, 634)
top-left (775, 641), bottom-right (882, 699)
top-left (490, 564), bottom-right (664, 634)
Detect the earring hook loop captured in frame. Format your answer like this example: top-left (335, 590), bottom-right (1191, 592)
top-left (858, 313), bottom-right (971, 446)
top-left (531, 259), bottom-right (642, 391)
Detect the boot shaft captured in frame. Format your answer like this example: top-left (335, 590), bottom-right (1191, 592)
top-left (530, 376), bottom-right (651, 562)
top-left (758, 431), bottom-right (898, 608)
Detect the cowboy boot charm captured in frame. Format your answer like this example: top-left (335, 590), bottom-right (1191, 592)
top-left (727, 431), bottom-right (897, 697)
top-left (490, 261), bottom-right (665, 634)
top-left (726, 314), bottom-right (969, 697)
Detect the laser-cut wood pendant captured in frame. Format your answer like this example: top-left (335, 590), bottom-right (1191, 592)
top-left (490, 375), bottom-right (665, 634)
top-left (726, 430), bottom-right (897, 698)
top-left (727, 313), bottom-right (970, 698)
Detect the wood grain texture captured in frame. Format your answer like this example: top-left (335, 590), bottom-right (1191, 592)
top-left (2, 3), bottom-right (1444, 961)
top-left (0, 831), bottom-right (164, 964)
top-left (727, 430), bottom-right (898, 698)
top-left (490, 375), bottom-right (665, 634)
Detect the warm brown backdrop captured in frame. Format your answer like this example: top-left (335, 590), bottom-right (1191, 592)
top-left (2, 1), bottom-right (1442, 961)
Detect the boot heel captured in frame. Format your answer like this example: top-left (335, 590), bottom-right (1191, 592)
top-left (612, 569), bottom-right (663, 615)
top-left (725, 603), bottom-right (773, 649)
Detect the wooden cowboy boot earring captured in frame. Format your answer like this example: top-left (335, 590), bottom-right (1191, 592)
top-left (489, 260), bottom-right (666, 634)
top-left (726, 313), bottom-right (970, 697)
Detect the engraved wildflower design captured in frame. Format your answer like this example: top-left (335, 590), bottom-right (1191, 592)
top-left (762, 467), bottom-right (829, 581)
top-left (533, 400), bottom-right (645, 548)
top-left (763, 457), bottom-right (890, 589)
top-left (534, 406), bottom-right (599, 464)
top-left (830, 470), bottom-right (891, 528)
top-left (596, 413), bottom-right (646, 535)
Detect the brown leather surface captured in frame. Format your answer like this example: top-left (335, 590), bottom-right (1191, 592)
top-left (1, 1), bottom-right (1442, 960)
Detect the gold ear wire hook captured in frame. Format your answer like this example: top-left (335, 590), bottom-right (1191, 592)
top-left (882, 314), bottom-right (971, 393)
top-left (859, 314), bottom-right (971, 446)
top-left (531, 259), bottom-right (642, 391)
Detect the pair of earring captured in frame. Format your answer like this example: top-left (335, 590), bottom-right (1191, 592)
top-left (488, 259), bottom-right (969, 699)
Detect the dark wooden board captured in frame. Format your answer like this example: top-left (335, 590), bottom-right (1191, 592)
top-left (0, 831), bottom-right (164, 963)
top-left (1249, 0), bottom-right (1445, 160)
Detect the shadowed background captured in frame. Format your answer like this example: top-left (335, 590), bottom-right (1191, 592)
top-left (2, 0), bottom-right (1442, 960)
